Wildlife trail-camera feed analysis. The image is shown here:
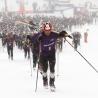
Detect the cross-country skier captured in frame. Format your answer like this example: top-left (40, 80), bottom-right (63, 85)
top-left (84, 29), bottom-right (88, 43)
top-left (30, 22), bottom-right (72, 91)
top-left (72, 31), bottom-right (81, 50)
top-left (5, 32), bottom-right (15, 60)
top-left (23, 37), bottom-right (31, 59)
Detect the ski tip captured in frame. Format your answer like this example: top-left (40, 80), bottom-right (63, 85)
top-left (50, 87), bottom-right (56, 92)
top-left (50, 89), bottom-right (55, 92)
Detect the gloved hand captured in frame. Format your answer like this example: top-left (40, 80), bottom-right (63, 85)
top-left (68, 35), bottom-right (72, 39)
top-left (59, 30), bottom-right (68, 37)
top-left (37, 34), bottom-right (43, 42)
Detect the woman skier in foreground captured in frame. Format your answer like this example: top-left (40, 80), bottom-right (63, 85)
top-left (28, 22), bottom-right (72, 92)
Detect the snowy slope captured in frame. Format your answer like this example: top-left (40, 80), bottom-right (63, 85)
top-left (0, 23), bottom-right (98, 98)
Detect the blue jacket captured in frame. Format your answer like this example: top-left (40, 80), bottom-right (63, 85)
top-left (31, 32), bottom-right (58, 57)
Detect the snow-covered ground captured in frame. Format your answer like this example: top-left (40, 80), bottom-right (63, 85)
top-left (0, 23), bottom-right (98, 98)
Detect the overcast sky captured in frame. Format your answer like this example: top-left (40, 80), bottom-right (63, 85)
top-left (0, 0), bottom-right (98, 11)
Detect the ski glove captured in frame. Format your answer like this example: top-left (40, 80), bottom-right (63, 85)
top-left (68, 35), bottom-right (72, 39)
top-left (59, 30), bottom-right (68, 37)
top-left (37, 34), bottom-right (43, 42)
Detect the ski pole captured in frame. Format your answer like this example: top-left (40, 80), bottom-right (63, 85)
top-left (35, 63), bottom-right (39, 92)
top-left (35, 41), bottom-right (41, 92)
top-left (66, 39), bottom-right (98, 73)
top-left (57, 49), bottom-right (60, 77)
top-left (29, 51), bottom-right (33, 77)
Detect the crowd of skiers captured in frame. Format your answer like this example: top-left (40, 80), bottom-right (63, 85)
top-left (0, 13), bottom-right (90, 92)
top-left (0, 22), bottom-right (88, 92)
top-left (0, 13), bottom-right (93, 33)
